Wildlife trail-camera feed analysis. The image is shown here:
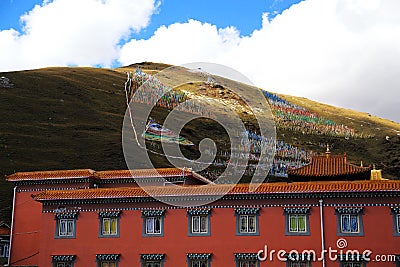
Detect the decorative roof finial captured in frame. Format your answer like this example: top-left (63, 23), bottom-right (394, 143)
top-left (325, 144), bottom-right (331, 158)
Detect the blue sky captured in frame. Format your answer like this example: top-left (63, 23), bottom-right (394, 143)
top-left (0, 0), bottom-right (303, 41)
top-left (0, 0), bottom-right (41, 30)
top-left (0, 0), bottom-right (399, 123)
top-left (134, 0), bottom-right (303, 39)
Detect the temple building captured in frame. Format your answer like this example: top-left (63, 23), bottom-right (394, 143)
top-left (288, 147), bottom-right (371, 182)
top-left (4, 164), bottom-right (400, 267)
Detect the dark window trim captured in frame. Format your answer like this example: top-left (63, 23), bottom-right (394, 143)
top-left (234, 253), bottom-right (260, 267)
top-left (186, 253), bottom-right (212, 267)
top-left (52, 255), bottom-right (76, 267)
top-left (140, 254), bottom-right (165, 267)
top-left (391, 207), bottom-right (400, 237)
top-left (96, 254), bottom-right (120, 267)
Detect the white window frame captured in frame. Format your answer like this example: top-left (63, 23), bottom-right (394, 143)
top-left (190, 259), bottom-right (208, 267)
top-left (58, 219), bottom-right (75, 237)
top-left (102, 217), bottom-right (118, 236)
top-left (191, 215), bottom-right (208, 234)
top-left (341, 262), bottom-right (364, 267)
top-left (99, 261), bottom-right (117, 267)
top-left (145, 216), bottom-right (162, 235)
top-left (143, 261), bottom-right (162, 267)
top-left (289, 261), bottom-right (311, 267)
top-left (56, 262), bottom-right (73, 267)
top-left (238, 260), bottom-right (258, 267)
top-left (239, 214), bottom-right (257, 234)
top-left (340, 214), bottom-right (360, 234)
top-left (288, 214), bottom-right (307, 233)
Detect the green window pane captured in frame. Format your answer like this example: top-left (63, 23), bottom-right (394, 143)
top-left (289, 215), bottom-right (297, 232)
top-left (298, 216), bottom-right (306, 232)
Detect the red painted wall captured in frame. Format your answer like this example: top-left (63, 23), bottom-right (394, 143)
top-left (33, 197), bottom-right (400, 267)
top-left (8, 190), bottom-right (41, 266)
top-left (8, 181), bottom-right (92, 266)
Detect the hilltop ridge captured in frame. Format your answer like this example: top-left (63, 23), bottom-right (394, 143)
top-left (0, 62), bottom-right (399, 220)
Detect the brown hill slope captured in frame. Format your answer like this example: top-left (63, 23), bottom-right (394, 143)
top-left (0, 63), bottom-right (399, 221)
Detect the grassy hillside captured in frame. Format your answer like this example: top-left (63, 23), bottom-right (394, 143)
top-left (275, 94), bottom-right (400, 174)
top-left (0, 62), bottom-right (399, 221)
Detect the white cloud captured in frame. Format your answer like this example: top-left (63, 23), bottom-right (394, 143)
top-left (1, 0), bottom-right (399, 122)
top-left (0, 0), bottom-right (158, 71)
top-left (119, 0), bottom-right (400, 122)
top-left (119, 20), bottom-right (241, 65)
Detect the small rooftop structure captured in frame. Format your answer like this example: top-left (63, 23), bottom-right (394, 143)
top-left (288, 146), bottom-right (371, 182)
top-left (370, 165), bottom-right (388, 181)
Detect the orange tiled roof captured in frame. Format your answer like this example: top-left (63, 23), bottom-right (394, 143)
top-left (5, 168), bottom-right (195, 182)
top-left (288, 154), bottom-right (370, 177)
top-left (97, 168), bottom-right (189, 179)
top-left (33, 180), bottom-right (400, 201)
top-left (5, 169), bottom-right (96, 181)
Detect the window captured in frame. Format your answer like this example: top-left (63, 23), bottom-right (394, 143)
top-left (238, 261), bottom-right (257, 267)
top-left (99, 261), bottom-right (116, 267)
top-left (142, 210), bottom-right (165, 237)
top-left (235, 208), bottom-right (260, 236)
top-left (192, 215), bottom-right (208, 233)
top-left (0, 242), bottom-right (9, 258)
top-left (338, 254), bottom-right (366, 267)
top-left (52, 255), bottom-right (75, 267)
top-left (341, 214), bottom-right (359, 233)
top-left (187, 253), bottom-right (212, 267)
top-left (144, 261), bottom-right (162, 267)
top-left (395, 255), bottom-right (400, 267)
top-left (289, 214), bottom-right (307, 232)
top-left (289, 261), bottom-right (311, 267)
top-left (341, 263), bottom-right (364, 267)
top-left (391, 207), bottom-right (400, 236)
top-left (284, 207), bottom-right (310, 236)
top-left (239, 215), bottom-right (256, 233)
top-left (191, 260), bottom-right (208, 267)
top-left (99, 211), bottom-right (121, 238)
top-left (335, 208), bottom-right (364, 236)
top-left (102, 218), bottom-right (118, 235)
top-left (54, 213), bottom-right (78, 239)
top-left (235, 253), bottom-right (259, 267)
top-left (59, 219), bottom-right (75, 237)
top-left (188, 209), bottom-right (211, 236)
top-left (96, 254), bottom-right (120, 267)
top-left (146, 217), bottom-right (162, 234)
top-left (285, 253), bottom-right (313, 267)
top-left (397, 214), bottom-right (400, 234)
top-left (140, 254), bottom-right (164, 267)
